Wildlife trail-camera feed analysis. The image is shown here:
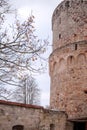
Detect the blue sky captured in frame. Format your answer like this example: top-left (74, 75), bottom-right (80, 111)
top-left (9, 0), bottom-right (63, 107)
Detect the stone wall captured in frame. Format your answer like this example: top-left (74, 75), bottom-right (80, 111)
top-left (1, 0), bottom-right (87, 130)
top-left (50, 40), bottom-right (87, 119)
top-left (0, 100), bottom-right (67, 130)
top-left (52, 0), bottom-right (87, 50)
top-left (50, 0), bottom-right (87, 119)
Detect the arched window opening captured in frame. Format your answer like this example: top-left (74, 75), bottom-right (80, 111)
top-left (53, 61), bottom-right (58, 75)
top-left (50, 124), bottom-right (55, 130)
top-left (59, 58), bottom-right (65, 71)
top-left (67, 56), bottom-right (75, 65)
top-left (12, 125), bottom-right (24, 130)
top-left (77, 53), bottom-right (86, 66)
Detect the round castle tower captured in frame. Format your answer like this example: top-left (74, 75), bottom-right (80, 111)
top-left (49, 0), bottom-right (87, 119)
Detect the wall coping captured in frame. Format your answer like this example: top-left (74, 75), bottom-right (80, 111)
top-left (68, 117), bottom-right (87, 122)
top-left (0, 100), bottom-right (44, 109)
top-left (0, 100), bottom-right (67, 114)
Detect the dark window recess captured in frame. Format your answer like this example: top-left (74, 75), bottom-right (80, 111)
top-left (74, 34), bottom-right (77, 37)
top-left (75, 44), bottom-right (77, 50)
top-left (84, 90), bottom-right (87, 94)
top-left (56, 9), bottom-right (58, 14)
top-left (12, 125), bottom-right (24, 130)
top-left (50, 124), bottom-right (55, 130)
top-left (59, 18), bottom-right (61, 24)
top-left (81, 0), bottom-right (83, 3)
top-left (68, 56), bottom-right (74, 64)
top-left (59, 34), bottom-right (61, 39)
top-left (65, 1), bottom-right (70, 8)
top-left (70, 56), bottom-right (73, 61)
top-left (74, 122), bottom-right (85, 130)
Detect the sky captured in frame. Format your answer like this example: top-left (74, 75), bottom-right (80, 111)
top-left (9, 0), bottom-right (63, 107)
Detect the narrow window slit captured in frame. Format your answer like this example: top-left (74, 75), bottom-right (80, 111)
top-left (59, 34), bottom-right (61, 39)
top-left (75, 44), bottom-right (77, 50)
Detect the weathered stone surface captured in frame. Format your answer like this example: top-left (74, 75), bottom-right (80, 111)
top-left (1, 0), bottom-right (87, 130)
top-left (52, 0), bottom-right (87, 50)
top-left (50, 0), bottom-right (87, 119)
top-left (0, 100), bottom-right (67, 130)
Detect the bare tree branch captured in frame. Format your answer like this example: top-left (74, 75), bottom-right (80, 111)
top-left (0, 0), bottom-right (48, 102)
top-left (13, 75), bottom-right (40, 105)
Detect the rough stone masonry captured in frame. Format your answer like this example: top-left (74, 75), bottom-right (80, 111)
top-left (0, 0), bottom-right (87, 130)
top-left (49, 0), bottom-right (87, 120)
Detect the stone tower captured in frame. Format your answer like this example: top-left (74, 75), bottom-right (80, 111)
top-left (49, 0), bottom-right (87, 119)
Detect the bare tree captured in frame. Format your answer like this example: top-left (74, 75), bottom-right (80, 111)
top-left (13, 75), bottom-right (40, 105)
top-left (0, 0), bottom-right (48, 100)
